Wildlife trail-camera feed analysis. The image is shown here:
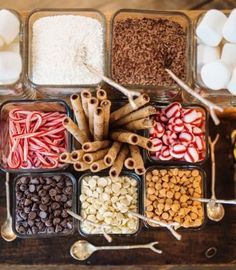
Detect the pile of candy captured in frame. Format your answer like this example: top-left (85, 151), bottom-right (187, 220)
top-left (7, 109), bottom-right (67, 169)
top-left (149, 102), bottom-right (206, 163)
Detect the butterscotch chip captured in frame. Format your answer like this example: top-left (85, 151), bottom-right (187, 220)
top-left (164, 204), bottom-right (171, 211)
top-left (147, 187), bottom-right (155, 195)
top-left (195, 175), bottom-right (202, 182)
top-left (174, 185), bottom-right (180, 192)
top-left (195, 187), bottom-right (202, 194)
top-left (159, 188), bottom-right (166, 197)
top-left (146, 211), bottom-right (154, 218)
top-left (146, 173), bottom-right (152, 181)
top-left (192, 170), bottom-right (200, 177)
top-left (166, 191), bottom-right (174, 199)
top-left (147, 205), bottom-right (154, 212)
top-left (175, 192), bottom-right (181, 200)
top-left (162, 212), bottom-right (169, 220)
top-left (166, 198), bottom-right (173, 205)
top-left (152, 170), bottom-right (159, 176)
top-left (158, 198), bottom-right (165, 203)
top-left (163, 182), bottom-right (169, 189)
top-left (170, 177), bottom-right (177, 184)
top-left (149, 194), bottom-right (157, 201)
top-left (154, 190), bottom-right (159, 196)
top-left (193, 192), bottom-right (201, 198)
top-left (160, 169), bottom-right (167, 176)
top-left (190, 212), bottom-right (198, 220)
top-left (152, 176), bottom-right (159, 182)
top-left (148, 181), bottom-right (155, 187)
top-left (157, 203), bottom-right (164, 212)
top-left (171, 204), bottom-right (180, 212)
top-left (162, 175), bottom-right (169, 182)
top-left (155, 183), bottom-right (162, 190)
top-left (172, 168), bottom-right (179, 176)
top-left (145, 199), bottom-right (152, 206)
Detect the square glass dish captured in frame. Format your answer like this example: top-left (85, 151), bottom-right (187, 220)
top-left (12, 172), bottom-right (77, 238)
top-left (0, 99), bottom-right (72, 172)
top-left (26, 8), bottom-right (106, 97)
top-left (109, 9), bottom-right (192, 101)
top-left (0, 9), bottom-right (35, 102)
top-left (183, 11), bottom-right (236, 106)
top-left (143, 165), bottom-right (207, 230)
top-left (78, 171), bottom-right (143, 237)
top-left (145, 102), bottom-right (209, 165)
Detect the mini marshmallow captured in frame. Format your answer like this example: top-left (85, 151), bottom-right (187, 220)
top-left (221, 43), bottom-right (236, 71)
top-left (201, 60), bottom-right (231, 90)
top-left (0, 51), bottom-right (22, 82)
top-left (0, 9), bottom-right (20, 45)
top-left (197, 44), bottom-right (220, 71)
top-left (227, 67), bottom-right (236, 95)
top-left (196, 10), bottom-right (227, 47)
top-left (223, 9), bottom-right (236, 43)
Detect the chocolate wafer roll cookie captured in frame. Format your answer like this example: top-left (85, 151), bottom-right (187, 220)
top-left (74, 161), bottom-right (90, 171)
top-left (129, 145), bottom-right (146, 175)
top-left (110, 94), bottom-right (150, 123)
top-left (96, 88), bottom-right (107, 101)
top-left (81, 89), bottom-right (92, 118)
top-left (90, 159), bottom-right (110, 172)
top-left (110, 130), bottom-right (138, 145)
top-left (100, 99), bottom-right (111, 139)
top-left (94, 107), bottom-right (104, 141)
top-left (82, 140), bottom-right (111, 152)
top-left (83, 148), bottom-right (109, 164)
top-left (109, 144), bottom-right (129, 179)
top-left (70, 94), bottom-right (90, 137)
top-left (63, 117), bottom-right (89, 145)
top-left (104, 141), bottom-right (122, 166)
top-left (70, 150), bottom-right (84, 162)
top-left (113, 106), bottom-right (156, 127)
top-left (124, 118), bottom-right (153, 131)
top-left (59, 152), bottom-right (74, 164)
top-left (88, 97), bottom-right (99, 135)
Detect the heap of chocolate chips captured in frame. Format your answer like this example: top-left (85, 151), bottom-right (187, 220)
top-left (112, 18), bottom-right (187, 86)
top-left (15, 175), bottom-right (74, 235)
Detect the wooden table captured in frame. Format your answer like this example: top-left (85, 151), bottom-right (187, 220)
top-left (0, 9), bottom-right (236, 270)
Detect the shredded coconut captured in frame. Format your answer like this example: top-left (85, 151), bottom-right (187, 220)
top-left (32, 15), bottom-right (104, 85)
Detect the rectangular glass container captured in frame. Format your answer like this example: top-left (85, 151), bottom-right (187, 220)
top-left (143, 165), bottom-right (207, 230)
top-left (109, 9), bottom-right (192, 101)
top-left (0, 9), bottom-right (35, 102)
top-left (145, 102), bottom-right (209, 165)
top-left (183, 11), bottom-right (236, 106)
top-left (26, 8), bottom-right (107, 98)
top-left (77, 171), bottom-right (143, 237)
top-left (0, 99), bottom-right (72, 172)
top-left (12, 172), bottom-right (77, 238)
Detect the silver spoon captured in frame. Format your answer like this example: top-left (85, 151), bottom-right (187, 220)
top-left (207, 135), bottom-right (225, 222)
top-left (192, 197), bottom-right (236, 205)
top-left (70, 240), bottom-right (162, 261)
top-left (1, 173), bottom-right (16, 241)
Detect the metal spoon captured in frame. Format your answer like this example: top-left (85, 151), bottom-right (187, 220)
top-left (70, 240), bottom-right (162, 261)
top-left (207, 135), bottom-right (225, 222)
top-left (192, 197), bottom-right (236, 205)
top-left (1, 173), bottom-right (16, 241)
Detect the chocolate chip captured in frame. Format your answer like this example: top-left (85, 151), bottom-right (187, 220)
top-left (28, 211), bottom-right (37, 220)
top-left (61, 209), bottom-right (68, 218)
top-left (55, 224), bottom-right (62, 233)
top-left (30, 178), bottom-right (39, 185)
top-left (55, 195), bottom-right (61, 202)
top-left (39, 204), bottom-right (47, 211)
top-left (45, 219), bottom-right (53, 227)
top-left (49, 188), bottom-right (57, 196)
top-left (31, 195), bottom-right (40, 202)
top-left (17, 225), bottom-right (26, 233)
top-left (64, 186), bottom-right (72, 195)
top-left (24, 207), bottom-right (31, 214)
top-left (67, 221), bottom-right (73, 230)
top-left (41, 196), bottom-right (50, 204)
top-left (20, 177), bottom-right (29, 184)
top-left (38, 189), bottom-right (47, 197)
top-left (54, 210), bottom-right (61, 217)
top-left (51, 202), bottom-right (60, 210)
top-left (53, 218), bottom-right (61, 225)
top-left (24, 198), bottom-right (32, 206)
top-left (19, 184), bottom-right (27, 191)
top-left (43, 185), bottom-right (51, 190)
top-left (31, 203), bottom-right (38, 211)
top-left (61, 194), bottom-right (67, 202)
top-left (32, 226), bottom-right (38, 234)
top-left (28, 220), bottom-right (35, 227)
top-left (39, 211), bottom-right (47, 219)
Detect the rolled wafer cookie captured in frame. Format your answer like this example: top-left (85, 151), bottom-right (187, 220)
top-left (129, 145), bottom-right (145, 175)
top-left (113, 106), bottom-right (156, 127)
top-left (124, 157), bottom-right (135, 170)
top-left (124, 118), bottom-right (153, 131)
top-left (70, 150), bottom-right (84, 162)
top-left (70, 94), bottom-right (90, 137)
top-left (96, 87), bottom-right (107, 101)
top-left (104, 141), bottom-right (122, 166)
top-left (81, 89), bottom-right (92, 118)
top-left (94, 107), bottom-right (104, 141)
top-left (74, 161), bottom-right (90, 171)
top-left (63, 117), bottom-right (89, 145)
top-left (88, 97), bottom-right (99, 135)
top-left (83, 148), bottom-right (109, 164)
top-left (110, 94), bottom-right (150, 123)
top-left (136, 135), bottom-right (153, 150)
top-left (109, 145), bottom-right (129, 179)
top-left (100, 99), bottom-right (111, 139)
top-left (59, 152), bottom-right (74, 164)
top-left (90, 159), bottom-right (110, 172)
top-left (82, 140), bottom-right (111, 152)
top-left (110, 130), bottom-right (139, 145)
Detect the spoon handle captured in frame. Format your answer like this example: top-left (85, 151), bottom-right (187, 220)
top-left (5, 173), bottom-right (10, 219)
top-left (193, 197), bottom-right (236, 205)
top-left (97, 242), bottom-right (162, 254)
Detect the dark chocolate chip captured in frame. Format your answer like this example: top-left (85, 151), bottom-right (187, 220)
top-left (67, 221), bottom-right (73, 230)
top-left (24, 207), bottom-right (31, 214)
top-left (24, 198), bottom-right (32, 206)
top-left (39, 211), bottom-right (47, 219)
top-left (38, 189), bottom-right (47, 197)
top-left (53, 218), bottom-right (61, 225)
top-left (55, 224), bottom-right (62, 233)
top-left (46, 226), bottom-right (55, 233)
top-left (51, 202), bottom-right (60, 210)
top-left (45, 219), bottom-right (53, 227)
top-left (54, 210), bottom-right (61, 217)
top-left (55, 195), bottom-right (61, 202)
top-left (28, 211), bottom-right (37, 220)
top-left (49, 188), bottom-right (57, 197)
top-left (39, 204), bottom-right (47, 211)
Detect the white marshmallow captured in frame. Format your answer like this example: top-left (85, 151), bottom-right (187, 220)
top-left (0, 9), bottom-right (20, 45)
top-left (196, 10), bottom-right (227, 47)
top-left (201, 60), bottom-right (231, 90)
top-left (223, 9), bottom-right (236, 43)
top-left (197, 44), bottom-right (220, 71)
top-left (227, 67), bottom-right (236, 95)
top-left (0, 51), bottom-right (22, 82)
top-left (221, 43), bottom-right (236, 71)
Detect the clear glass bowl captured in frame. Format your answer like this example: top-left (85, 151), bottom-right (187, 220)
top-left (183, 11), bottom-right (236, 106)
top-left (12, 172), bottom-right (77, 238)
top-left (0, 9), bottom-right (35, 103)
top-left (109, 9), bottom-right (192, 101)
top-left (145, 102), bottom-right (209, 165)
top-left (143, 165), bottom-right (207, 230)
top-left (0, 99), bottom-right (72, 172)
top-left (26, 8), bottom-right (107, 98)
top-left (77, 171), bottom-right (143, 237)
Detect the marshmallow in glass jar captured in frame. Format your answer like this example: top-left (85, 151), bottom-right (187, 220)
top-left (223, 9), bottom-right (236, 43)
top-left (196, 10), bottom-right (227, 47)
top-left (228, 67), bottom-right (236, 95)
